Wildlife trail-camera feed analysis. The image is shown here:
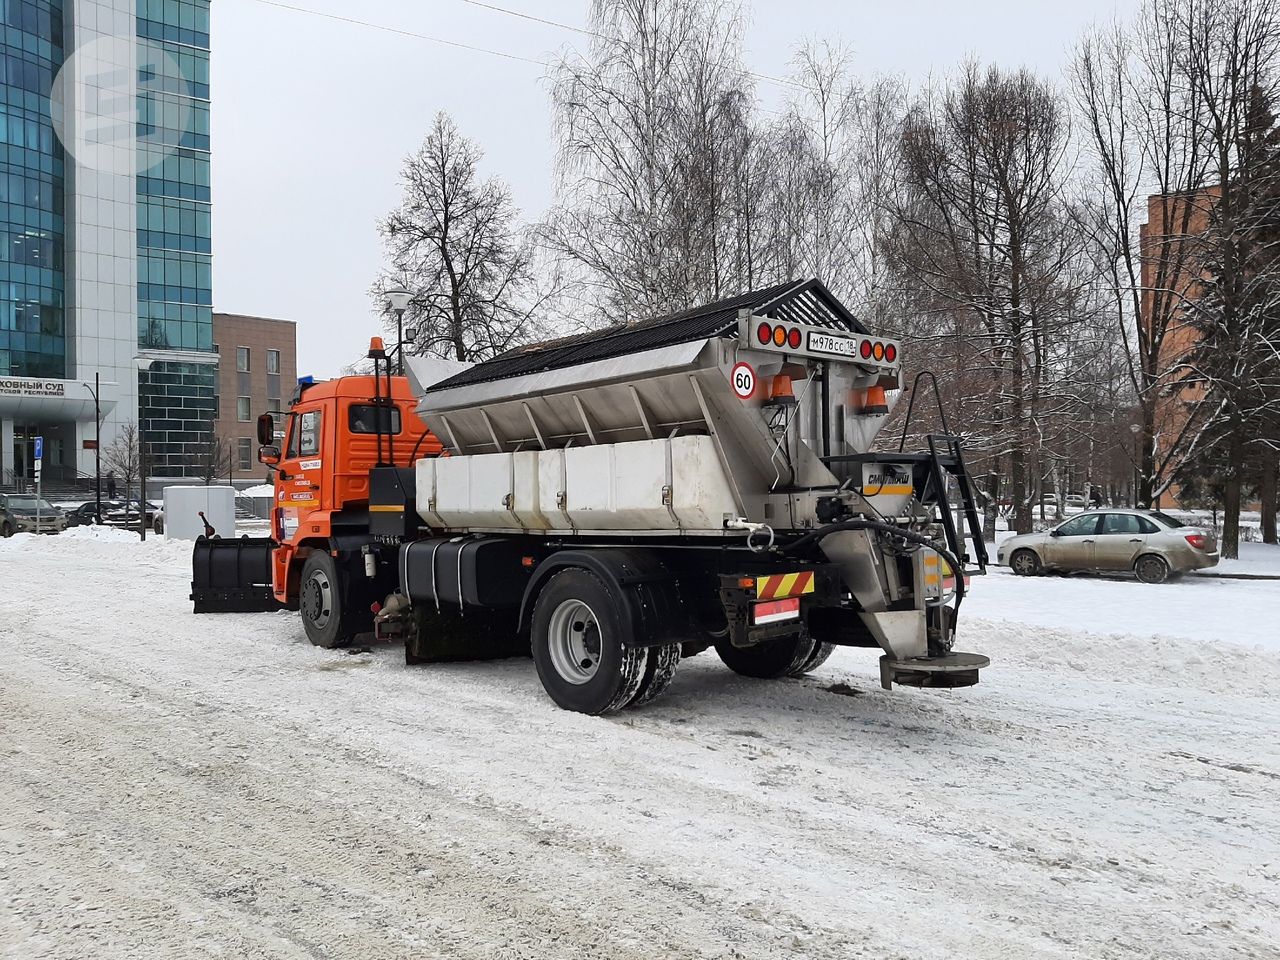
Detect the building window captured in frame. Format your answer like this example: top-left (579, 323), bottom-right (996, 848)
top-left (236, 396), bottom-right (251, 422)
top-left (237, 437), bottom-right (253, 471)
top-left (236, 346), bottom-right (250, 372)
top-left (267, 349), bottom-right (280, 374)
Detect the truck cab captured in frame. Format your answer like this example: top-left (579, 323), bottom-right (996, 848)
top-left (259, 372), bottom-right (438, 607)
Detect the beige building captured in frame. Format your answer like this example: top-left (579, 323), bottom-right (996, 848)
top-left (212, 313), bottom-right (297, 483)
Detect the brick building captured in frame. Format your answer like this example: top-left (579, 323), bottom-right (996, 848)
top-left (212, 313), bottom-right (297, 484)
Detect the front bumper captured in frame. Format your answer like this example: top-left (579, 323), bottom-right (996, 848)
top-left (14, 517), bottom-right (66, 534)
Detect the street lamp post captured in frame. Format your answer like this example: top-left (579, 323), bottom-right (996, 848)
top-left (82, 372), bottom-right (102, 523)
top-left (135, 357), bottom-right (154, 541)
top-left (1128, 422), bottom-right (1142, 508)
top-left (386, 287), bottom-right (413, 375)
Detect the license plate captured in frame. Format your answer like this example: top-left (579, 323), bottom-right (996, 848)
top-left (753, 597), bottom-right (801, 625)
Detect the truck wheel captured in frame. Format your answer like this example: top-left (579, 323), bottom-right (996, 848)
top-left (531, 569), bottom-right (649, 715)
top-left (715, 634), bottom-right (815, 679)
top-left (631, 643), bottom-right (681, 708)
top-left (1010, 549), bottom-right (1041, 576)
top-left (790, 641), bottom-right (835, 677)
top-left (1135, 554), bottom-right (1170, 584)
top-left (300, 552), bottom-right (355, 649)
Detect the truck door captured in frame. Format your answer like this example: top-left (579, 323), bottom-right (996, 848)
top-left (1092, 512), bottom-right (1149, 570)
top-left (279, 405), bottom-right (326, 535)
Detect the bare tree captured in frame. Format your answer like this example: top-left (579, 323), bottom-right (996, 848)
top-left (103, 421), bottom-right (141, 503)
top-left (373, 111), bottom-right (551, 363)
top-left (1180, 0), bottom-right (1280, 556)
top-left (1071, 4), bottom-right (1214, 508)
top-left (193, 431), bottom-right (233, 485)
top-left (888, 63), bottom-right (1080, 533)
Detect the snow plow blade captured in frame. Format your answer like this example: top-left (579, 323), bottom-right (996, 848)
top-left (190, 536), bottom-right (281, 613)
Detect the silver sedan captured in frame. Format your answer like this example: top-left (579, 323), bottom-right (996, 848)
top-left (996, 509), bottom-right (1219, 583)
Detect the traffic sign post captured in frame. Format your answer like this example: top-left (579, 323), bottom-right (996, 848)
top-left (34, 435), bottom-right (43, 529)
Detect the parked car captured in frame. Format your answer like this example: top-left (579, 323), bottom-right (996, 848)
top-left (102, 499), bottom-right (159, 527)
top-left (152, 506), bottom-right (164, 535)
top-left (64, 500), bottom-right (124, 527)
top-left (1064, 494), bottom-right (1088, 509)
top-left (0, 500), bottom-right (13, 537)
top-left (0, 493), bottom-right (67, 535)
top-left (997, 508), bottom-right (1219, 583)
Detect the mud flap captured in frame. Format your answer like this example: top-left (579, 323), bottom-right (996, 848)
top-left (190, 536), bottom-right (281, 613)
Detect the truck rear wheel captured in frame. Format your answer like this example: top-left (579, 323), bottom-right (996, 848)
top-left (300, 551), bottom-right (356, 649)
top-left (531, 569), bottom-right (649, 715)
top-left (631, 643), bottom-right (681, 707)
top-left (715, 634), bottom-right (815, 679)
top-left (791, 641), bottom-right (835, 676)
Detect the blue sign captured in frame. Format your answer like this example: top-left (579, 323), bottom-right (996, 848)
top-left (33, 435), bottom-right (43, 461)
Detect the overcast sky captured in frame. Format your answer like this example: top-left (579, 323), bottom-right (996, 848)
top-left (211, 0), bottom-right (1133, 378)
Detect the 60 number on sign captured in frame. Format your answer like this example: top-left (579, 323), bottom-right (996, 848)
top-left (730, 362), bottom-right (756, 400)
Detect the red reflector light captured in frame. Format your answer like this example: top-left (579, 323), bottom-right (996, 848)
top-left (1185, 533), bottom-right (1208, 550)
top-left (860, 339), bottom-right (873, 359)
top-left (885, 343), bottom-right (897, 363)
top-left (756, 322), bottom-right (772, 345)
top-left (773, 326), bottom-right (787, 347)
top-left (753, 596), bottom-right (801, 625)
top-left (787, 327), bottom-right (802, 349)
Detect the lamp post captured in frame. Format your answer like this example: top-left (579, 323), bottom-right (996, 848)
top-left (135, 357), bottom-right (155, 541)
top-left (1128, 422), bottom-right (1142, 508)
top-left (82, 372), bottom-right (102, 523)
top-left (386, 287), bottom-right (412, 375)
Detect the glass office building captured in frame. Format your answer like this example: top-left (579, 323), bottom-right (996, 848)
top-left (0, 0), bottom-right (214, 486)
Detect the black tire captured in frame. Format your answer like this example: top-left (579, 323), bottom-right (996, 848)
top-left (1, 520), bottom-right (13, 538)
top-left (1135, 554), bottom-right (1171, 584)
top-left (715, 634), bottom-right (815, 679)
top-left (1010, 548), bottom-right (1042, 576)
top-left (631, 643), bottom-right (681, 707)
top-left (299, 551), bottom-right (355, 648)
top-left (791, 641), bottom-right (835, 677)
top-left (530, 569), bottom-right (649, 715)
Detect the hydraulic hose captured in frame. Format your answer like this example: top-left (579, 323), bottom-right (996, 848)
top-left (778, 518), bottom-right (966, 609)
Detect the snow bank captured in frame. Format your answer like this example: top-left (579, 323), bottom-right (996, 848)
top-left (60, 524), bottom-right (142, 543)
top-left (239, 483), bottom-right (275, 498)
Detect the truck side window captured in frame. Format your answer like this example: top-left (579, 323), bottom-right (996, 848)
top-left (299, 410), bottom-right (322, 456)
top-left (348, 404), bottom-right (401, 434)
top-left (286, 416), bottom-right (300, 458)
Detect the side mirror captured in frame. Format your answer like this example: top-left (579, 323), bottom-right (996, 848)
top-left (258, 445), bottom-right (281, 466)
top-left (256, 412), bottom-right (275, 446)
top-left (1049, 529), bottom-right (1062, 537)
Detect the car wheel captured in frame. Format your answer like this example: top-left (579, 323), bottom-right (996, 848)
top-left (1010, 548), bottom-right (1042, 576)
top-left (1135, 554), bottom-right (1171, 584)
top-left (1, 520), bottom-right (13, 538)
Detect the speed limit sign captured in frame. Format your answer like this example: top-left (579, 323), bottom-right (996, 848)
top-left (730, 361), bottom-right (756, 400)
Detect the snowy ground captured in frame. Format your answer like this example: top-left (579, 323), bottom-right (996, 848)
top-left (2, 531), bottom-right (1279, 959)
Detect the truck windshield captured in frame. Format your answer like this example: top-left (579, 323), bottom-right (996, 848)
top-left (348, 405), bottom-right (401, 434)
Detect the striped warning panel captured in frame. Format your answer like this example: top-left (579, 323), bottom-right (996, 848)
top-left (755, 571), bottom-right (816, 600)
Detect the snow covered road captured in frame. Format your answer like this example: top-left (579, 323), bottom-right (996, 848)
top-left (2, 531), bottom-right (1278, 959)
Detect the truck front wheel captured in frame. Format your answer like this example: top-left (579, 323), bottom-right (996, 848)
top-left (531, 569), bottom-right (649, 715)
top-left (300, 551), bottom-right (355, 649)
